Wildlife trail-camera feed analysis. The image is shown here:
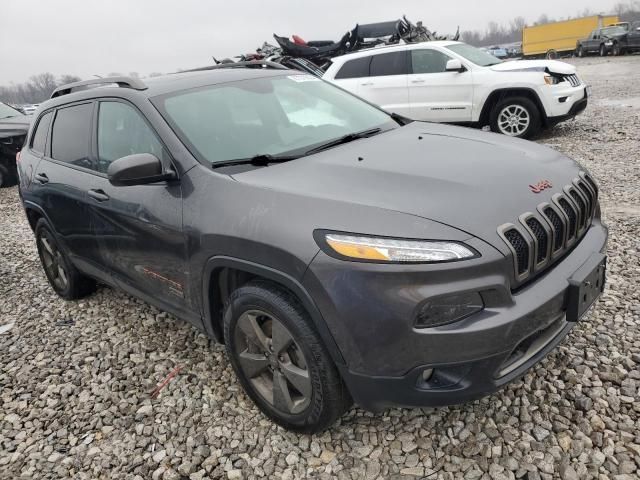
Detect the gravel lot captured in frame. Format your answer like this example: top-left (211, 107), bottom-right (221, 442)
top-left (1, 56), bottom-right (639, 480)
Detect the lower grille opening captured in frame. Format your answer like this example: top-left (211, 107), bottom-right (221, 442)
top-left (497, 316), bottom-right (565, 378)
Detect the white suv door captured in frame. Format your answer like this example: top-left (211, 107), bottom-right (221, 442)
top-left (358, 49), bottom-right (410, 117)
top-left (407, 47), bottom-right (474, 122)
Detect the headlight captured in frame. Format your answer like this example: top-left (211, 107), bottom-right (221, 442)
top-left (544, 75), bottom-right (560, 85)
top-left (319, 232), bottom-right (478, 263)
top-left (605, 41), bottom-right (613, 46)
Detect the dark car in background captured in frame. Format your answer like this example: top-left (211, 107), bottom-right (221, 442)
top-left (577, 25), bottom-right (640, 56)
top-left (18, 67), bottom-right (607, 432)
top-left (0, 102), bottom-right (30, 187)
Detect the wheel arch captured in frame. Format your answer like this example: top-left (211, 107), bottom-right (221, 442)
top-left (23, 201), bottom-right (51, 232)
top-left (202, 256), bottom-right (346, 366)
top-left (479, 88), bottom-right (547, 127)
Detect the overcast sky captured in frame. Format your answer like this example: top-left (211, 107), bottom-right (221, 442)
top-left (1, 0), bottom-right (620, 84)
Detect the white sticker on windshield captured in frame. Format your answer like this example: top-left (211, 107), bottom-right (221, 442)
top-left (287, 75), bottom-right (320, 82)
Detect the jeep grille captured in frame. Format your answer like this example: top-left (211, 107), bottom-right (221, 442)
top-left (498, 172), bottom-right (598, 285)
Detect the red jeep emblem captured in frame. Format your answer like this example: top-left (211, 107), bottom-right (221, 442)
top-left (529, 179), bottom-right (553, 193)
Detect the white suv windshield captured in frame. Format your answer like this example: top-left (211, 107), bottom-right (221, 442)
top-left (445, 44), bottom-right (502, 67)
top-left (155, 74), bottom-right (396, 165)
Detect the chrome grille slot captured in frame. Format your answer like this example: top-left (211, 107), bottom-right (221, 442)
top-left (565, 74), bottom-right (581, 86)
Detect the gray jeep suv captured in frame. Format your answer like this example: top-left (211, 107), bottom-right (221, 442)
top-left (18, 63), bottom-right (608, 432)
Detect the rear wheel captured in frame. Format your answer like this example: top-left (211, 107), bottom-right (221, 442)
top-left (546, 49), bottom-right (558, 60)
top-left (489, 96), bottom-right (541, 139)
top-left (224, 280), bottom-right (351, 433)
top-left (35, 219), bottom-right (96, 300)
top-left (0, 164), bottom-right (17, 188)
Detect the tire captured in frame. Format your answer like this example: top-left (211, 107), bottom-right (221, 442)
top-left (577, 46), bottom-right (584, 58)
top-left (35, 218), bottom-right (96, 300)
top-left (489, 96), bottom-right (541, 139)
top-left (599, 44), bottom-right (607, 57)
top-left (0, 165), bottom-right (7, 188)
top-left (546, 49), bottom-right (558, 60)
top-left (223, 280), bottom-right (352, 433)
top-left (612, 42), bottom-right (621, 56)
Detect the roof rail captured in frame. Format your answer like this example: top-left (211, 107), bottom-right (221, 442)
top-left (182, 60), bottom-right (290, 73)
top-left (50, 76), bottom-right (147, 99)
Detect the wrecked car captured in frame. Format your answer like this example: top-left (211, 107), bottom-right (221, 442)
top-left (0, 102), bottom-right (29, 187)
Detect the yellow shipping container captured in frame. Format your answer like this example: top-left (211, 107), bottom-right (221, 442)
top-left (523, 15), bottom-right (619, 58)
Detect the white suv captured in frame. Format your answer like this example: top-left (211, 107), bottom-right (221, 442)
top-left (323, 41), bottom-right (588, 138)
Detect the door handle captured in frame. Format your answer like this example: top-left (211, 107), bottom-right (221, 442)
top-left (410, 79), bottom-right (426, 84)
top-left (87, 189), bottom-right (110, 202)
top-left (360, 81), bottom-right (374, 86)
top-left (34, 173), bottom-right (49, 184)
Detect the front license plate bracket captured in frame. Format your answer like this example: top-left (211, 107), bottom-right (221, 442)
top-left (566, 253), bottom-right (606, 322)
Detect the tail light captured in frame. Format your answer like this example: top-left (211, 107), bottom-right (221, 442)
top-left (16, 150), bottom-right (22, 163)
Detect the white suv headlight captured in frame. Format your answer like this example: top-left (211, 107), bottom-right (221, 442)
top-left (320, 233), bottom-right (478, 263)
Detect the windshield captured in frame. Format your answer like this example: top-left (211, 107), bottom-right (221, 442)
top-left (154, 74), bottom-right (396, 165)
top-left (446, 43), bottom-right (502, 66)
top-left (0, 102), bottom-right (23, 120)
top-left (602, 26), bottom-right (627, 36)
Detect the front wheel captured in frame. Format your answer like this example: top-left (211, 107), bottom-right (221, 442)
top-left (489, 96), bottom-right (541, 139)
top-left (612, 42), bottom-right (621, 56)
top-left (223, 281), bottom-right (352, 433)
top-left (577, 46), bottom-right (584, 58)
top-left (599, 44), bottom-right (607, 57)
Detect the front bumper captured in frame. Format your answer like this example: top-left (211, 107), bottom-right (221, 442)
top-left (543, 85), bottom-right (589, 123)
top-left (303, 221), bottom-right (608, 411)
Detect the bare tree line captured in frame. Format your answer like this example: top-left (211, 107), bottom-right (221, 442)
top-left (462, 1), bottom-right (640, 47)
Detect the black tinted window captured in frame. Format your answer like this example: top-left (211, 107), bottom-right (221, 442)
top-left (335, 57), bottom-right (371, 79)
top-left (411, 49), bottom-right (452, 74)
top-left (97, 101), bottom-right (166, 174)
top-left (51, 103), bottom-right (93, 168)
top-left (369, 51), bottom-right (408, 77)
top-left (30, 111), bottom-right (52, 154)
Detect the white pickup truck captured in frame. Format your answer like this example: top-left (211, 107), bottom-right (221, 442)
top-left (323, 41), bottom-right (588, 138)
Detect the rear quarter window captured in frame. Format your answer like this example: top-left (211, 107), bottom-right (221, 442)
top-left (50, 103), bottom-right (93, 168)
top-left (334, 56), bottom-right (371, 79)
top-left (30, 111), bottom-right (53, 154)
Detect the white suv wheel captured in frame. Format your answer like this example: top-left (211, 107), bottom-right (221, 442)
top-left (497, 105), bottom-right (531, 137)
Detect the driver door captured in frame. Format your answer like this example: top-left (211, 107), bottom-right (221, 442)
top-left (85, 99), bottom-right (189, 311)
top-left (407, 48), bottom-right (474, 122)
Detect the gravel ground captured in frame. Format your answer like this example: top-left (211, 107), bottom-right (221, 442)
top-left (1, 56), bottom-right (639, 480)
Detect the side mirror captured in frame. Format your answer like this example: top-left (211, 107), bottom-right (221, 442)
top-left (107, 153), bottom-right (176, 186)
top-left (445, 59), bottom-right (464, 72)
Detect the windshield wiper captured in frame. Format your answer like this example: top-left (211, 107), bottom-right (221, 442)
top-left (305, 127), bottom-right (382, 155)
top-left (211, 153), bottom-right (299, 169)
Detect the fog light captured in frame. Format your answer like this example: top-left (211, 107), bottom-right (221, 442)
top-left (415, 292), bottom-right (484, 328)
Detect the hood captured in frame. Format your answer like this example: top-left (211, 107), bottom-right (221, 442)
top-left (232, 122), bottom-right (584, 252)
top-left (0, 115), bottom-right (30, 139)
top-left (490, 59), bottom-right (575, 75)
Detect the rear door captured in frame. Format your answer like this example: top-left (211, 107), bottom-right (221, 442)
top-left (407, 47), bottom-right (474, 122)
top-left (85, 99), bottom-right (189, 311)
top-left (34, 102), bottom-right (104, 275)
top-left (358, 50), bottom-right (411, 117)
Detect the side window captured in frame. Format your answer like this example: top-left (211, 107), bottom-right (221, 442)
top-left (369, 51), bottom-right (408, 77)
top-left (51, 103), bottom-right (93, 168)
top-left (334, 56), bottom-right (371, 80)
top-left (97, 101), bottom-right (167, 174)
top-left (30, 111), bottom-right (53, 154)
top-left (411, 50), bottom-right (452, 74)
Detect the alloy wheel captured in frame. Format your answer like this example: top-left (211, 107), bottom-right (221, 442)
top-left (39, 233), bottom-right (69, 291)
top-left (233, 309), bottom-right (312, 415)
top-left (497, 104), bottom-right (531, 136)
